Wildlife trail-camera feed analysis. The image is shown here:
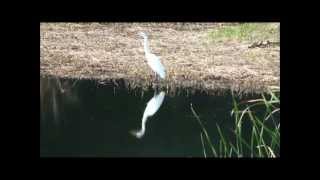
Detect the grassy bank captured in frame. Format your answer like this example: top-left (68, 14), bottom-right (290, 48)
top-left (191, 87), bottom-right (280, 157)
top-left (40, 23), bottom-right (279, 95)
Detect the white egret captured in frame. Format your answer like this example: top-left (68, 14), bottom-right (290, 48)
top-left (138, 32), bottom-right (166, 79)
top-left (130, 91), bottom-right (166, 138)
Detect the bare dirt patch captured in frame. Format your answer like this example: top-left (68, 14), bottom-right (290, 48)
top-left (40, 23), bottom-right (279, 94)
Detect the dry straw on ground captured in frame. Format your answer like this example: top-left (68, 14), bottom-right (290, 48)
top-left (40, 23), bottom-right (279, 95)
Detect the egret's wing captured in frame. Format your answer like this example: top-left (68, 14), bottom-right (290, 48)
top-left (147, 54), bottom-right (166, 79)
top-left (144, 91), bottom-right (165, 116)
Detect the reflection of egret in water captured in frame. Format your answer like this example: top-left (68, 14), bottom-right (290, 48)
top-left (130, 91), bottom-right (166, 138)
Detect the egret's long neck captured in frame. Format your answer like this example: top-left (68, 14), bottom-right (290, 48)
top-left (143, 37), bottom-right (151, 55)
top-left (140, 113), bottom-right (147, 133)
top-left (134, 114), bottom-right (147, 138)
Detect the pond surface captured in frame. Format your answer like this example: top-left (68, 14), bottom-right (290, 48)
top-left (40, 76), bottom-right (274, 157)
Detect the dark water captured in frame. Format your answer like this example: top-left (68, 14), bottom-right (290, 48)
top-left (40, 76), bottom-right (275, 157)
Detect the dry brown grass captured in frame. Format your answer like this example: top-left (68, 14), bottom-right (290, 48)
top-left (40, 23), bottom-right (279, 95)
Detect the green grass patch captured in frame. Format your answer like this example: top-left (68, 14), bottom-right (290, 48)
top-left (208, 23), bottom-right (279, 43)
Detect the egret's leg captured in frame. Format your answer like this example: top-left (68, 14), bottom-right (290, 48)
top-left (154, 88), bottom-right (157, 96)
top-left (154, 72), bottom-right (158, 83)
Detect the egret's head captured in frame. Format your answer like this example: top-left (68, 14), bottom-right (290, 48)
top-left (130, 129), bottom-right (144, 139)
top-left (138, 32), bottom-right (148, 39)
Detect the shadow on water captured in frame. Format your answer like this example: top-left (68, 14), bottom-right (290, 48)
top-left (40, 76), bottom-right (275, 157)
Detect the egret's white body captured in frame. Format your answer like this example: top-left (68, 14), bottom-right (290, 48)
top-left (138, 32), bottom-right (166, 79)
top-left (131, 91), bottom-right (165, 138)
